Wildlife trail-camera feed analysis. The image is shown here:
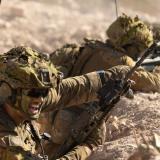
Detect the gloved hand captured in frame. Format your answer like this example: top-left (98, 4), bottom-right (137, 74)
top-left (98, 78), bottom-right (132, 106)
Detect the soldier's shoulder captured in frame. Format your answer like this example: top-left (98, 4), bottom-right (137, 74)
top-left (59, 43), bottom-right (79, 51)
top-left (82, 37), bottom-right (111, 50)
top-left (52, 43), bottom-right (80, 56)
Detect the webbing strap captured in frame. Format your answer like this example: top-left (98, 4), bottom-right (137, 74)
top-left (96, 70), bottom-right (106, 86)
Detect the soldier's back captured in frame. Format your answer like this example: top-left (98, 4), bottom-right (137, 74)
top-left (50, 38), bottom-right (135, 77)
top-left (70, 38), bottom-right (129, 76)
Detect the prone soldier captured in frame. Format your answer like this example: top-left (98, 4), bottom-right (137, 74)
top-left (50, 14), bottom-right (160, 93)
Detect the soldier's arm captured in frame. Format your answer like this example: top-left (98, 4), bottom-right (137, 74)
top-left (121, 55), bottom-right (160, 92)
top-left (131, 68), bottom-right (160, 92)
top-left (43, 65), bottom-right (130, 111)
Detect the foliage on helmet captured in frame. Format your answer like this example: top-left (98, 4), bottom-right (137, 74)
top-left (106, 14), bottom-right (154, 52)
top-left (0, 46), bottom-right (60, 89)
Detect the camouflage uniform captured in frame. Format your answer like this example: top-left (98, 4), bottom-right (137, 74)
top-left (0, 46), bottom-right (130, 160)
top-left (41, 14), bottom-right (160, 159)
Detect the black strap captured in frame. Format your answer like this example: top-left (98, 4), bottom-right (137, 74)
top-left (28, 121), bottom-right (48, 160)
top-left (96, 70), bottom-right (106, 86)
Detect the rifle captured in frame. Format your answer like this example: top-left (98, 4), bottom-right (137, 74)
top-left (141, 41), bottom-right (160, 71)
top-left (51, 42), bottom-right (158, 160)
top-left (141, 57), bottom-right (160, 71)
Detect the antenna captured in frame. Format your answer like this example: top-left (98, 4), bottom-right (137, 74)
top-left (114, 0), bottom-right (119, 18)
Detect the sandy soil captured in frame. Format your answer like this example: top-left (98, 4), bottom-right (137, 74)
top-left (89, 93), bottom-right (160, 159)
top-left (0, 0), bottom-right (160, 159)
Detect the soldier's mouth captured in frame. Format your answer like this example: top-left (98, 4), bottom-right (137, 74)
top-left (28, 104), bottom-right (40, 115)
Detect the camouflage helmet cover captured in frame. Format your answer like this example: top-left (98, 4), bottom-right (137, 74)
top-left (106, 14), bottom-right (154, 52)
top-left (0, 46), bottom-right (59, 89)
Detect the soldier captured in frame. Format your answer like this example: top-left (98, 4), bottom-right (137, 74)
top-left (50, 14), bottom-right (160, 92)
top-left (0, 46), bottom-right (131, 160)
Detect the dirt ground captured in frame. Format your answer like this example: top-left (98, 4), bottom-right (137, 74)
top-left (0, 0), bottom-right (160, 159)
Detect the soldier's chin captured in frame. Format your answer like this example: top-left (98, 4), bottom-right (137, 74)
top-left (28, 112), bottom-right (40, 120)
top-left (30, 114), bottom-right (39, 120)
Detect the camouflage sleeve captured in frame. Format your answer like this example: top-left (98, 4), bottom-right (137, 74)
top-left (58, 72), bottom-right (103, 106)
top-left (131, 68), bottom-right (160, 92)
top-left (120, 55), bottom-right (160, 92)
top-left (43, 65), bottom-right (131, 111)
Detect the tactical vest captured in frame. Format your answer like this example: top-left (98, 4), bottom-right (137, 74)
top-left (0, 105), bottom-right (37, 160)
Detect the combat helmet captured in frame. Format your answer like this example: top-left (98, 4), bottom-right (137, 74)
top-left (106, 14), bottom-right (154, 53)
top-left (0, 46), bottom-right (61, 90)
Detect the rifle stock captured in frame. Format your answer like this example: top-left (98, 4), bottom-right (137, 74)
top-left (51, 42), bottom-right (158, 160)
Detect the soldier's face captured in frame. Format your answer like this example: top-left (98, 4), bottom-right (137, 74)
top-left (16, 88), bottom-right (48, 119)
top-left (21, 95), bottom-right (44, 119)
top-left (124, 44), bottom-right (145, 61)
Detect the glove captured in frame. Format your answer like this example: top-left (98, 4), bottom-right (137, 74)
top-left (98, 78), bottom-right (132, 106)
